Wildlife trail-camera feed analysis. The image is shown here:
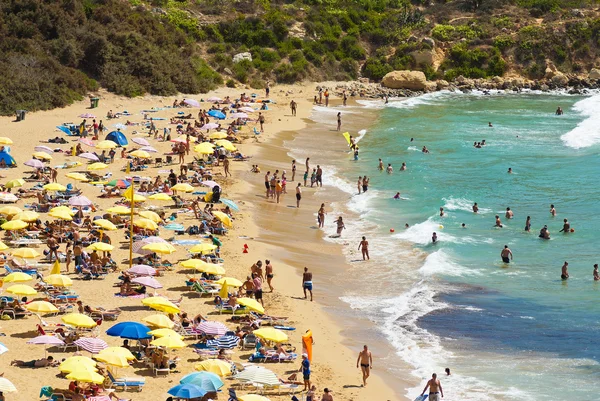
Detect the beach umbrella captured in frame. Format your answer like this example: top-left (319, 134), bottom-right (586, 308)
top-left (79, 152), bottom-right (99, 161)
top-left (0, 137), bottom-right (13, 145)
top-left (113, 123), bottom-right (127, 130)
top-left (171, 183), bottom-right (194, 193)
top-left (86, 242), bottom-right (114, 252)
top-left (32, 151), bottom-right (52, 160)
top-left (130, 150), bottom-right (150, 159)
top-left (239, 395), bottom-right (270, 401)
top-left (142, 314), bottom-right (174, 329)
top-left (235, 368), bottom-right (279, 386)
top-left (237, 298), bottom-right (265, 314)
top-left (66, 370), bottom-right (105, 384)
top-left (2, 220), bottom-right (28, 230)
top-left (96, 140), bottom-right (117, 149)
top-left (24, 159), bottom-right (44, 169)
top-left (135, 236), bottom-right (171, 247)
top-left (0, 241), bottom-right (9, 251)
top-left (168, 383), bottom-right (207, 399)
top-left (94, 219), bottom-right (117, 230)
top-left (132, 276), bottom-right (163, 289)
top-left (106, 322), bottom-right (151, 340)
top-left (131, 137), bottom-right (150, 146)
top-left (12, 248), bottom-right (40, 259)
top-left (0, 193), bottom-right (18, 203)
top-left (253, 328), bottom-right (287, 343)
top-left (80, 113), bottom-right (95, 118)
top-left (43, 183), bottom-right (66, 191)
top-left (239, 106), bottom-right (254, 113)
top-left (207, 97), bottom-right (222, 103)
top-left (96, 346), bottom-right (135, 361)
top-left (184, 99), bottom-right (201, 107)
top-left (12, 210), bottom-right (40, 222)
top-left (87, 162), bottom-right (108, 171)
top-left (142, 297), bottom-right (180, 314)
top-left (197, 263), bottom-right (225, 275)
top-left (215, 277), bottom-right (243, 288)
top-left (0, 206), bottom-right (21, 215)
top-left (94, 353), bottom-right (130, 368)
top-left (188, 243), bottom-right (218, 254)
top-left (205, 335), bottom-right (239, 350)
top-left (27, 335), bottom-right (65, 345)
top-left (171, 136), bottom-right (188, 144)
top-left (126, 264), bottom-right (156, 276)
top-left (180, 259), bottom-right (212, 269)
top-left (149, 193), bottom-right (172, 201)
top-left (79, 138), bottom-right (95, 147)
top-left (207, 110), bottom-right (226, 119)
top-left (6, 284), bottom-right (37, 296)
top-left (66, 172), bottom-right (89, 182)
top-left (74, 338), bottom-right (108, 354)
top-left (220, 198), bottom-right (239, 212)
top-left (106, 179), bottom-right (130, 189)
top-left (194, 359), bottom-right (232, 376)
top-left (141, 243), bottom-right (176, 255)
top-left (180, 371), bottom-right (224, 391)
top-left (133, 218), bottom-right (158, 230)
top-left (69, 195), bottom-right (93, 207)
top-left (59, 356), bottom-right (97, 373)
top-left (45, 274), bottom-right (73, 287)
top-left (48, 209), bottom-right (73, 221)
top-left (194, 143), bottom-right (215, 155)
top-left (215, 139), bottom-right (236, 151)
top-left (0, 342), bottom-right (8, 355)
top-left (148, 328), bottom-right (183, 339)
top-left (3, 272), bottom-right (33, 283)
top-left (57, 126), bottom-right (72, 135)
top-left (62, 313), bottom-right (97, 328)
top-left (138, 210), bottom-right (161, 223)
top-left (25, 301), bottom-right (58, 314)
top-left (50, 206), bottom-right (75, 216)
top-left (201, 180), bottom-right (218, 188)
top-left (209, 132), bottom-right (228, 139)
top-left (0, 378), bottom-right (17, 393)
top-left (201, 123), bottom-right (220, 130)
top-left (140, 145), bottom-right (158, 153)
top-left (5, 179), bottom-right (25, 189)
top-left (125, 193), bottom-right (146, 203)
top-left (229, 112), bottom-right (248, 119)
top-left (212, 211), bottom-right (232, 228)
top-left (35, 145), bottom-right (53, 154)
top-left (197, 321), bottom-right (229, 336)
top-left (151, 336), bottom-right (186, 349)
top-left (107, 205), bottom-right (131, 215)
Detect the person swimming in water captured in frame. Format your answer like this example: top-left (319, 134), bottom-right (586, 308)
top-left (400, 162), bottom-right (407, 171)
top-left (378, 159), bottom-right (384, 171)
top-left (495, 215), bottom-right (503, 228)
top-left (525, 216), bottom-right (531, 232)
top-left (558, 218), bottom-right (570, 233)
top-left (422, 146), bottom-right (430, 153)
top-left (505, 207), bottom-right (514, 219)
top-left (550, 204), bottom-right (557, 216)
top-left (386, 163), bottom-right (393, 173)
top-left (594, 264), bottom-right (599, 281)
top-left (539, 225), bottom-right (550, 239)
top-left (508, 167), bottom-right (513, 174)
top-left (488, 122), bottom-right (493, 127)
top-left (501, 245), bottom-right (513, 263)
top-left (393, 192), bottom-right (400, 199)
top-left (432, 232), bottom-right (438, 243)
top-left (440, 207), bottom-right (445, 217)
top-left (473, 203), bottom-right (479, 213)
top-left (556, 106), bottom-right (564, 115)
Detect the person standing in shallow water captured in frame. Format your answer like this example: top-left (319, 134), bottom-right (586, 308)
top-left (561, 261), bottom-right (569, 280)
top-left (501, 245), bottom-right (513, 263)
top-left (337, 112), bottom-right (341, 131)
top-left (358, 236), bottom-right (369, 260)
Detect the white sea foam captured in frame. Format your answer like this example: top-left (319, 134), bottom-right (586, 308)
top-left (442, 196), bottom-right (492, 213)
top-left (561, 95), bottom-right (600, 149)
top-left (355, 129), bottom-right (367, 142)
top-left (420, 249), bottom-right (482, 277)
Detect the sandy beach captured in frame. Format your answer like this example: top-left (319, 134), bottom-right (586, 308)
top-left (0, 83), bottom-right (404, 400)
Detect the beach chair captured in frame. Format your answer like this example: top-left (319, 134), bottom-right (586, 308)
top-left (149, 362), bottom-right (170, 376)
top-left (154, 157), bottom-right (163, 167)
top-left (106, 371), bottom-right (145, 392)
top-left (190, 281), bottom-right (219, 298)
top-left (241, 333), bottom-right (257, 350)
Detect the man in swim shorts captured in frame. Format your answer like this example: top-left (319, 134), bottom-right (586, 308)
top-left (501, 245), bottom-right (513, 263)
top-left (561, 261), bottom-right (569, 280)
top-left (421, 373), bottom-right (444, 401)
top-left (356, 344), bottom-right (373, 387)
top-left (11, 356), bottom-right (54, 368)
top-left (302, 267), bottom-right (313, 301)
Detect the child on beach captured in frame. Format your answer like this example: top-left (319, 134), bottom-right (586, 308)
top-left (303, 170), bottom-right (308, 186)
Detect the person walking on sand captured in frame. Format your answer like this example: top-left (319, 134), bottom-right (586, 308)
top-left (318, 203), bottom-right (326, 228)
top-left (305, 157), bottom-right (310, 174)
top-left (291, 160), bottom-right (297, 181)
top-left (264, 171), bottom-right (271, 198)
top-left (358, 236), bottom-right (369, 260)
top-left (223, 156), bottom-right (231, 178)
top-left (316, 165), bottom-right (323, 187)
top-left (357, 345), bottom-right (373, 387)
top-left (324, 89), bottom-right (329, 107)
top-left (290, 100), bottom-right (297, 116)
top-left (265, 259), bottom-right (274, 292)
top-left (336, 216), bottom-right (345, 236)
top-left (421, 373), bottom-right (444, 401)
top-left (501, 245), bottom-right (513, 264)
top-left (302, 267), bottom-right (313, 301)
top-left (296, 183), bottom-right (302, 208)
top-left (258, 112), bottom-right (265, 132)
top-left (275, 180), bottom-right (283, 203)
top-left (337, 112), bottom-right (341, 131)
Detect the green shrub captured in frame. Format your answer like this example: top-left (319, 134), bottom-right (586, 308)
top-left (232, 60), bottom-right (253, 84)
top-left (494, 34), bottom-right (515, 50)
top-left (432, 25), bottom-right (455, 41)
top-left (362, 57), bottom-right (393, 81)
top-left (226, 79), bottom-right (236, 88)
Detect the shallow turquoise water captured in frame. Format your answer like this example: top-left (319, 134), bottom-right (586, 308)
top-left (324, 91), bottom-right (600, 400)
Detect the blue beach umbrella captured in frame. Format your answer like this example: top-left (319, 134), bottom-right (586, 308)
top-left (57, 126), bottom-right (72, 135)
top-left (207, 335), bottom-right (239, 350)
top-left (180, 371), bottom-right (224, 391)
top-left (106, 321), bottom-right (151, 339)
top-left (220, 198), bottom-right (239, 212)
top-left (207, 110), bottom-right (226, 120)
top-left (168, 383), bottom-right (207, 399)
top-left (106, 130), bottom-right (128, 146)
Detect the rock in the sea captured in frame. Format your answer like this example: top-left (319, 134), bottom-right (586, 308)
top-left (381, 70), bottom-right (427, 90)
top-left (437, 80), bottom-right (450, 89)
top-left (588, 68), bottom-right (600, 80)
top-left (233, 52), bottom-right (252, 63)
top-left (551, 73), bottom-right (568, 87)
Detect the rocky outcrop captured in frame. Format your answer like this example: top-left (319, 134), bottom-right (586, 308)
top-left (382, 70), bottom-right (427, 90)
top-left (233, 52), bottom-right (252, 63)
top-left (410, 48), bottom-right (445, 71)
top-left (589, 68), bottom-right (600, 80)
top-left (551, 73), bottom-right (568, 86)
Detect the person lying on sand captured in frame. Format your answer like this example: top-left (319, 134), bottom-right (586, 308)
top-left (11, 356), bottom-right (56, 368)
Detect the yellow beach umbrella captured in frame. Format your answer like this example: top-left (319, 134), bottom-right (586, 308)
top-left (61, 313), bottom-right (97, 328)
top-left (141, 243), bottom-right (176, 255)
top-left (0, 206), bottom-right (21, 216)
top-left (94, 219), bottom-right (117, 231)
top-left (237, 297), bottom-right (265, 314)
top-left (209, 132), bottom-right (228, 139)
top-left (1, 220), bottom-right (27, 230)
top-left (43, 183), bottom-right (65, 191)
top-left (97, 347), bottom-right (135, 360)
top-left (133, 218), bottom-right (158, 230)
top-left (142, 314), bottom-right (175, 329)
top-left (150, 336), bottom-right (186, 349)
top-left (171, 183), bottom-right (194, 193)
top-left (6, 284), bottom-right (37, 296)
top-left (96, 140), bottom-right (117, 149)
top-left (253, 327), bottom-right (288, 343)
top-left (239, 395), bottom-right (270, 401)
top-left (149, 193), bottom-right (172, 201)
top-left (142, 297), bottom-right (180, 314)
top-left (50, 206), bottom-right (75, 216)
top-left (12, 211), bottom-right (39, 222)
top-left (59, 356), bottom-right (97, 373)
top-left (215, 277), bottom-right (243, 288)
top-left (3, 272), bottom-right (33, 283)
top-left (86, 242), bottom-right (114, 252)
top-left (107, 206), bottom-right (131, 215)
top-left (148, 328), bottom-right (183, 339)
top-left (125, 193), bottom-right (146, 202)
top-left (180, 259), bottom-right (212, 269)
top-left (26, 301), bottom-right (59, 314)
top-left (87, 162), bottom-right (108, 171)
top-left (94, 353), bottom-right (130, 368)
top-left (45, 274), bottom-right (73, 287)
top-left (33, 152), bottom-right (52, 160)
top-left (5, 179), bottom-right (25, 189)
top-left (197, 263), bottom-right (225, 275)
top-left (66, 370), bottom-right (105, 384)
top-left (66, 172), bottom-right (89, 182)
top-left (138, 210), bottom-right (161, 223)
top-left (11, 248), bottom-right (40, 259)
top-left (48, 209), bottom-right (73, 221)
top-left (194, 143), bottom-right (215, 155)
top-left (189, 243), bottom-right (218, 254)
top-left (0, 241), bottom-right (8, 251)
top-left (212, 211), bottom-right (232, 228)
top-left (194, 359), bottom-right (232, 376)
top-left (130, 150), bottom-right (150, 159)
top-left (0, 137), bottom-right (13, 145)
top-left (215, 139), bottom-right (236, 151)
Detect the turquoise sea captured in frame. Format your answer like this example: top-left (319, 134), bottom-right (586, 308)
top-left (295, 91), bottom-right (600, 400)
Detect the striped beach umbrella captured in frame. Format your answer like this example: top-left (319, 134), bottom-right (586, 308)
top-left (235, 367), bottom-right (279, 386)
top-left (0, 377), bottom-right (17, 393)
top-left (206, 335), bottom-right (239, 350)
top-left (74, 338), bottom-right (109, 354)
top-left (127, 264), bottom-right (156, 276)
top-left (197, 321), bottom-right (228, 336)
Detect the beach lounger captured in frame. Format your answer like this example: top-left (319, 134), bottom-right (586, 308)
top-left (241, 333), bottom-right (257, 350)
top-left (106, 371), bottom-right (145, 392)
top-left (190, 281), bottom-right (219, 297)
